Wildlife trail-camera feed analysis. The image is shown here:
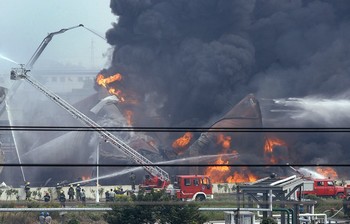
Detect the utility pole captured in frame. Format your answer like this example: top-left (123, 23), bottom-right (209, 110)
top-left (96, 141), bottom-right (100, 203)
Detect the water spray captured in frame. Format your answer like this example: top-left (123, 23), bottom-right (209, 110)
top-left (272, 97), bottom-right (350, 123)
top-left (0, 54), bottom-right (19, 65)
top-left (71, 153), bottom-right (240, 185)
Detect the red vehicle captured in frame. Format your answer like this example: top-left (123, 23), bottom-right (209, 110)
top-left (172, 175), bottom-right (213, 201)
top-left (140, 174), bottom-right (213, 201)
top-left (299, 179), bottom-right (345, 198)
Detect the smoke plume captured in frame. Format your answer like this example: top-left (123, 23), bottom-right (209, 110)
top-left (104, 0), bottom-right (350, 178)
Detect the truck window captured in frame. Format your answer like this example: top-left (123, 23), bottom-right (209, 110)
top-left (202, 177), bottom-right (210, 185)
top-left (327, 181), bottom-right (334, 186)
top-left (317, 181), bottom-right (324, 186)
top-left (184, 178), bottom-right (191, 186)
top-left (193, 179), bottom-right (199, 186)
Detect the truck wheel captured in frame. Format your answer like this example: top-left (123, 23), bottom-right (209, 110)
top-left (336, 193), bottom-right (345, 199)
top-left (195, 195), bottom-right (205, 201)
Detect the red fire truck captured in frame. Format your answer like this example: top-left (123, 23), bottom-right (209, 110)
top-left (300, 179), bottom-right (346, 198)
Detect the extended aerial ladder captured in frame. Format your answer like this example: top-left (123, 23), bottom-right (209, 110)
top-left (3, 25), bottom-right (86, 118)
top-left (10, 66), bottom-right (170, 186)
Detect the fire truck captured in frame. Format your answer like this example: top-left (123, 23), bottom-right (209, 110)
top-left (9, 26), bottom-right (213, 201)
top-left (299, 179), bottom-right (346, 199)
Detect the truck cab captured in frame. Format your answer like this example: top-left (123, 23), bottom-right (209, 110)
top-left (173, 175), bottom-right (213, 201)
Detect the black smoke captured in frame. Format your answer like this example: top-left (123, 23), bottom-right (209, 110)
top-left (105, 0), bottom-right (255, 126)
top-left (104, 0), bottom-right (350, 178)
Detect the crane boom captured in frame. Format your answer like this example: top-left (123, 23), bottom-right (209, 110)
top-left (10, 66), bottom-right (170, 183)
top-left (6, 25), bottom-right (85, 108)
top-left (26, 24), bottom-right (84, 70)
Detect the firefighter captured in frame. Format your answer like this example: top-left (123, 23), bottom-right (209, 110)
top-left (68, 184), bottom-right (75, 201)
top-left (39, 211), bottom-right (45, 224)
top-left (343, 196), bottom-right (350, 217)
top-left (81, 189), bottom-right (86, 206)
top-left (130, 172), bottom-right (136, 191)
top-left (59, 190), bottom-right (66, 208)
top-left (24, 181), bottom-right (31, 200)
top-left (108, 189), bottom-right (115, 202)
top-left (43, 192), bottom-right (50, 202)
top-left (45, 212), bottom-right (52, 224)
top-left (105, 189), bottom-right (110, 202)
top-left (76, 184), bottom-right (81, 201)
top-left (55, 183), bottom-right (62, 200)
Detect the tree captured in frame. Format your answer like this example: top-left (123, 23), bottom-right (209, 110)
top-left (261, 217), bottom-right (278, 224)
top-left (104, 189), bottom-right (207, 224)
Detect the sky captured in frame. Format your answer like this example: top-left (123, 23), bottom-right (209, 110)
top-left (0, 0), bottom-right (116, 74)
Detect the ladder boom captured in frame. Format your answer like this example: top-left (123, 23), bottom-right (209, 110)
top-left (13, 68), bottom-right (169, 183)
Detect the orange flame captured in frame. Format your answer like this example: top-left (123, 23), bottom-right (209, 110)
top-left (315, 167), bottom-right (338, 179)
top-left (205, 134), bottom-right (257, 183)
top-left (82, 176), bottom-right (91, 181)
top-left (96, 73), bottom-right (126, 102)
top-left (96, 73), bottom-right (122, 87)
top-left (205, 157), bottom-right (230, 183)
top-left (172, 132), bottom-right (193, 149)
top-left (124, 110), bottom-right (133, 126)
top-left (264, 137), bottom-right (287, 164)
top-left (226, 168), bottom-right (258, 183)
top-left (217, 134), bottom-right (231, 152)
top-left (205, 156), bottom-right (258, 183)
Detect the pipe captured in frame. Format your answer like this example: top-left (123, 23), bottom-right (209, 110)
top-left (269, 190), bottom-right (273, 211)
top-left (299, 213), bottom-right (327, 223)
top-left (199, 207), bottom-right (293, 224)
top-left (273, 208), bottom-right (291, 224)
top-left (288, 208), bottom-right (295, 224)
top-left (270, 175), bottom-right (297, 186)
top-left (198, 207), bottom-right (273, 212)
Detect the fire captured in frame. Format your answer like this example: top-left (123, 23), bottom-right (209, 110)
top-left (96, 73), bottom-right (126, 102)
top-left (205, 156), bottom-right (258, 183)
top-left (264, 137), bottom-right (286, 153)
top-left (96, 73), bottom-right (122, 87)
top-left (316, 167), bottom-right (338, 179)
top-left (217, 134), bottom-right (231, 151)
top-left (205, 157), bottom-right (230, 183)
top-left (172, 132), bottom-right (193, 154)
top-left (264, 137), bottom-right (287, 164)
top-left (205, 134), bottom-right (257, 183)
top-left (82, 176), bottom-right (91, 181)
top-left (226, 168), bottom-right (258, 183)
top-left (124, 110), bottom-right (133, 126)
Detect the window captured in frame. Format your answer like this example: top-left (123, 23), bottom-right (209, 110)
top-left (184, 178), bottom-right (191, 186)
top-left (193, 179), bottom-right (199, 186)
top-left (202, 177), bottom-right (210, 185)
top-left (327, 181), bottom-right (334, 186)
top-left (317, 181), bottom-right (324, 186)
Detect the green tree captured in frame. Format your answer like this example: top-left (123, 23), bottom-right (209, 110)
top-left (261, 217), bottom-right (278, 224)
top-left (104, 189), bottom-right (207, 224)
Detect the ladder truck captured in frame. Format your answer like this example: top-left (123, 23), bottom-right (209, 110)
top-left (10, 66), bottom-right (213, 201)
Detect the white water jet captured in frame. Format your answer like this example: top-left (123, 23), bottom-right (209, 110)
top-left (273, 97), bottom-right (350, 124)
top-left (72, 153), bottom-right (240, 185)
top-left (0, 54), bottom-right (19, 65)
top-left (5, 100), bottom-right (26, 182)
top-left (297, 167), bottom-right (325, 179)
